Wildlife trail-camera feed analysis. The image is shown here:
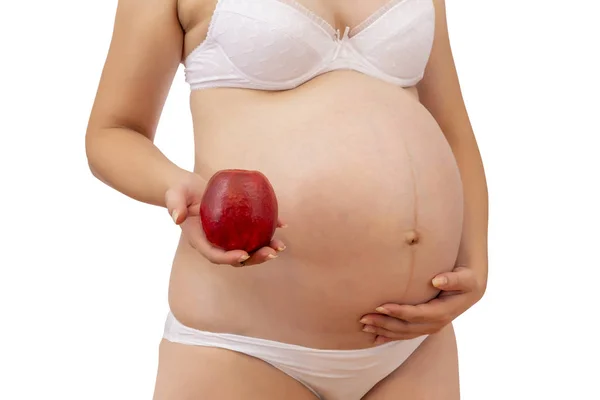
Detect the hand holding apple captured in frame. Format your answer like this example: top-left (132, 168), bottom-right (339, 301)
top-left (165, 170), bottom-right (286, 267)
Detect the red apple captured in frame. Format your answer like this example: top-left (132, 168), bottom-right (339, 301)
top-left (200, 169), bottom-right (279, 253)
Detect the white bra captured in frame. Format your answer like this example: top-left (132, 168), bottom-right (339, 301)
top-left (184, 0), bottom-right (435, 91)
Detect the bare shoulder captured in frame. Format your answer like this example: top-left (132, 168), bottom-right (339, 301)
top-left (87, 0), bottom-right (184, 140)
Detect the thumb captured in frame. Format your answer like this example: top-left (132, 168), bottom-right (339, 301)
top-left (165, 186), bottom-right (189, 225)
top-left (432, 266), bottom-right (476, 292)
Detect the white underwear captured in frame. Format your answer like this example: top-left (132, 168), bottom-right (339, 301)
top-left (163, 311), bottom-right (427, 399)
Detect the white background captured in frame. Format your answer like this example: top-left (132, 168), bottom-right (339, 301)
top-left (1, 0), bottom-right (599, 399)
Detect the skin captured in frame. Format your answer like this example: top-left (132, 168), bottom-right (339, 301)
top-left (364, 0), bottom-right (488, 343)
top-left (86, 0), bottom-right (487, 398)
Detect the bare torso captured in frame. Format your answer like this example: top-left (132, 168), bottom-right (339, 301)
top-left (168, 0), bottom-right (464, 350)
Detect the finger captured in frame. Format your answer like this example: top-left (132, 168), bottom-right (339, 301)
top-left (362, 324), bottom-right (425, 340)
top-left (270, 238), bottom-right (286, 252)
top-left (374, 335), bottom-right (394, 345)
top-left (186, 202), bottom-right (202, 217)
top-left (374, 298), bottom-right (454, 324)
top-left (165, 187), bottom-right (189, 224)
top-left (361, 313), bottom-right (440, 335)
top-left (277, 218), bottom-right (288, 228)
top-left (432, 266), bottom-right (477, 292)
top-left (240, 246), bottom-right (278, 266)
top-left (182, 218), bottom-right (249, 265)
top-left (438, 290), bottom-right (462, 298)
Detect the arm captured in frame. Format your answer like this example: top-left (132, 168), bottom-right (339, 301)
top-left (85, 0), bottom-right (194, 208)
top-left (417, 0), bottom-right (489, 290)
top-left (86, 0), bottom-right (285, 267)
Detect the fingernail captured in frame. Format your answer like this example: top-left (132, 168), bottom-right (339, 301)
top-left (359, 318), bottom-right (370, 324)
top-left (239, 255), bottom-right (250, 262)
top-left (267, 254), bottom-right (278, 260)
top-left (171, 210), bottom-right (179, 224)
top-left (363, 325), bottom-right (375, 333)
top-left (280, 224), bottom-right (289, 228)
top-left (277, 245), bottom-right (286, 252)
top-left (432, 276), bottom-right (448, 287)
top-left (375, 307), bottom-right (389, 315)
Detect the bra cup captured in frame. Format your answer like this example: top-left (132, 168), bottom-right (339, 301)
top-left (350, 1), bottom-right (435, 80)
top-left (211, 13), bottom-right (325, 82)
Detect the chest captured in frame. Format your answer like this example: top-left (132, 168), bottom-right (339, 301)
top-left (180, 0), bottom-right (435, 90)
top-left (179, 0), bottom-right (394, 35)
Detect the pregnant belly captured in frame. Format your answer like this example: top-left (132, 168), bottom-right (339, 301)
top-left (170, 72), bottom-right (464, 349)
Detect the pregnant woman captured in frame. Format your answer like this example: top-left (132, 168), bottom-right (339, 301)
top-left (85, 0), bottom-right (489, 398)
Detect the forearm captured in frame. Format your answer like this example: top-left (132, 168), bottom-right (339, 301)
top-left (85, 127), bottom-right (193, 208)
top-left (452, 136), bottom-right (489, 284)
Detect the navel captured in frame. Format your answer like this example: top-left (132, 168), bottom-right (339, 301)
top-left (404, 229), bottom-right (420, 245)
